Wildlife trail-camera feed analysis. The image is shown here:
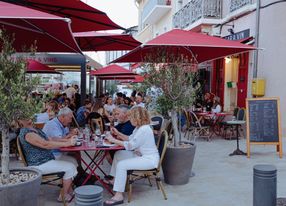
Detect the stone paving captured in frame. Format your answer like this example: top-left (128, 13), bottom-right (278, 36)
top-left (10, 136), bottom-right (286, 206)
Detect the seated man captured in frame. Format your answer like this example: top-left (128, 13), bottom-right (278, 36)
top-left (106, 105), bottom-right (135, 166)
top-left (113, 105), bottom-right (135, 136)
top-left (76, 99), bottom-right (92, 127)
top-left (43, 107), bottom-right (79, 165)
top-left (18, 118), bottom-right (77, 202)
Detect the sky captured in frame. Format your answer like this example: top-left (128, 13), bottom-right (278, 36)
top-left (85, 0), bottom-right (138, 29)
top-left (83, 0), bottom-right (138, 66)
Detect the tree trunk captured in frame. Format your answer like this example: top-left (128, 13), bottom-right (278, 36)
top-left (170, 109), bottom-right (180, 147)
top-left (1, 127), bottom-right (10, 184)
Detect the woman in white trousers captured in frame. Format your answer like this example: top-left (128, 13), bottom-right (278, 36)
top-left (104, 106), bottom-right (159, 206)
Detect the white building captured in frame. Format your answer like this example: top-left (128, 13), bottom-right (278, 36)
top-left (135, 0), bottom-right (286, 134)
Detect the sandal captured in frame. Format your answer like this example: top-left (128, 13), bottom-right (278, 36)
top-left (57, 194), bottom-right (73, 203)
top-left (102, 179), bottom-right (114, 187)
top-left (103, 198), bottom-right (124, 206)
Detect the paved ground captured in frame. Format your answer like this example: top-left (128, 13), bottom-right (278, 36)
top-left (10, 135), bottom-right (286, 206)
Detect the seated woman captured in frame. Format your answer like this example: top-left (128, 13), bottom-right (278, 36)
top-left (36, 100), bottom-right (59, 123)
top-left (103, 106), bottom-right (159, 206)
top-left (212, 96), bottom-right (222, 113)
top-left (18, 118), bottom-right (77, 202)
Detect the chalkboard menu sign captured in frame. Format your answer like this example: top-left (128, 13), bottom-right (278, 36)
top-left (246, 97), bottom-right (282, 158)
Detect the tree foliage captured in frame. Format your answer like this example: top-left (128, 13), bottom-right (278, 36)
top-left (140, 49), bottom-right (199, 147)
top-left (0, 30), bottom-right (40, 183)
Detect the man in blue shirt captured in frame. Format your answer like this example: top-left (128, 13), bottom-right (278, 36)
top-left (76, 99), bottom-right (92, 127)
top-left (43, 107), bottom-right (79, 165)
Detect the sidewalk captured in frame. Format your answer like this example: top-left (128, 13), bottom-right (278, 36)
top-left (11, 137), bottom-right (286, 206)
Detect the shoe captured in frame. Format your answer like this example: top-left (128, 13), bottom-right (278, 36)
top-left (102, 179), bottom-right (114, 187)
top-left (103, 199), bottom-right (124, 206)
top-left (57, 194), bottom-right (73, 203)
top-left (104, 175), bottom-right (113, 180)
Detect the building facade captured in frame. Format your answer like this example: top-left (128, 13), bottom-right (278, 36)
top-left (135, 0), bottom-right (286, 134)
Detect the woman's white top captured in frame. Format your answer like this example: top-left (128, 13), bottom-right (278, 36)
top-left (104, 104), bottom-right (116, 114)
top-left (123, 125), bottom-right (159, 166)
top-left (212, 105), bottom-right (222, 113)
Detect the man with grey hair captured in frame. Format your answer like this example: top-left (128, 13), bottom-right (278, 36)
top-left (43, 107), bottom-right (79, 163)
top-left (113, 105), bottom-right (135, 136)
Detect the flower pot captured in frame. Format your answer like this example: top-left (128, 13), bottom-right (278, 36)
top-left (162, 142), bottom-right (196, 185)
top-left (0, 167), bottom-right (42, 206)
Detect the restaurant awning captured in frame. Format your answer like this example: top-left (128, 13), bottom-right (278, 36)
top-left (26, 59), bottom-right (61, 74)
top-left (113, 29), bottom-right (256, 64)
top-left (4, 0), bottom-right (124, 32)
top-left (0, 1), bottom-right (82, 53)
top-left (90, 64), bottom-right (137, 76)
top-left (73, 32), bottom-right (141, 51)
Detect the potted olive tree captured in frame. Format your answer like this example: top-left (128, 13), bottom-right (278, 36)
top-left (0, 31), bottom-right (42, 205)
top-left (142, 53), bottom-right (198, 185)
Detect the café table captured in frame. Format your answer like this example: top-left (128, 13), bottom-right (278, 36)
top-left (227, 120), bottom-right (246, 156)
top-left (60, 142), bottom-right (124, 194)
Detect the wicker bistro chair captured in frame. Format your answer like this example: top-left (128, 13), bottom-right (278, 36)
top-left (16, 138), bottom-right (67, 206)
top-left (188, 111), bottom-right (211, 141)
top-left (126, 130), bottom-right (168, 203)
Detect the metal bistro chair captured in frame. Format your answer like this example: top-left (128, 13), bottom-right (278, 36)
top-left (126, 130), bottom-right (168, 202)
top-left (223, 108), bottom-right (246, 139)
top-left (16, 137), bottom-right (67, 206)
top-left (151, 115), bottom-right (164, 145)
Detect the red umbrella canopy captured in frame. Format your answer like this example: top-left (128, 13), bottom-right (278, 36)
top-left (0, 1), bottom-right (81, 53)
top-left (119, 75), bottom-right (144, 83)
top-left (26, 59), bottom-right (61, 74)
top-left (74, 32), bottom-right (141, 51)
top-left (113, 29), bottom-right (256, 64)
top-left (5, 0), bottom-right (123, 32)
top-left (97, 75), bottom-right (137, 80)
top-left (90, 64), bottom-right (137, 76)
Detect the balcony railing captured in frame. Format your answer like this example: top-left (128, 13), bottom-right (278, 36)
top-left (173, 0), bottom-right (221, 29)
top-left (142, 0), bottom-right (171, 21)
top-left (230, 0), bottom-right (253, 12)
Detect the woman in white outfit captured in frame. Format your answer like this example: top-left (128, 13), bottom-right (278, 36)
top-left (104, 106), bottom-right (159, 206)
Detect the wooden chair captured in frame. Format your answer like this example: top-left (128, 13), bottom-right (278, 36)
top-left (189, 111), bottom-right (210, 141)
top-left (16, 138), bottom-right (67, 206)
top-left (126, 130), bottom-right (168, 202)
top-left (90, 117), bottom-right (104, 134)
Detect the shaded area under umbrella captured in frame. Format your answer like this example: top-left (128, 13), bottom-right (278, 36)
top-left (0, 1), bottom-right (82, 53)
top-left (26, 59), bottom-right (61, 74)
top-left (3, 0), bottom-right (124, 32)
top-left (74, 32), bottom-right (141, 51)
top-left (113, 29), bottom-right (256, 64)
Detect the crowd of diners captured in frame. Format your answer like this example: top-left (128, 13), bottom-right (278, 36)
top-left (16, 83), bottom-right (224, 205)
top-left (18, 86), bottom-right (158, 205)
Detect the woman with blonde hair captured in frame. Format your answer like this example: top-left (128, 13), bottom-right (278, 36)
top-left (103, 106), bottom-right (159, 205)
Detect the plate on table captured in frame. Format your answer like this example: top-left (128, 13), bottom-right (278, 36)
top-left (102, 140), bottom-right (117, 147)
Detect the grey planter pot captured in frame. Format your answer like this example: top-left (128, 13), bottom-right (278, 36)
top-left (162, 142), bottom-right (196, 185)
top-left (0, 167), bottom-right (42, 206)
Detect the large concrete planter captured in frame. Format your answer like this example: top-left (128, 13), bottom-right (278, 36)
top-left (162, 142), bottom-right (196, 185)
top-left (0, 167), bottom-right (42, 206)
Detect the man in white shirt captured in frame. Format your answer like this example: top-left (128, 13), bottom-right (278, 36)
top-left (135, 94), bottom-right (145, 107)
